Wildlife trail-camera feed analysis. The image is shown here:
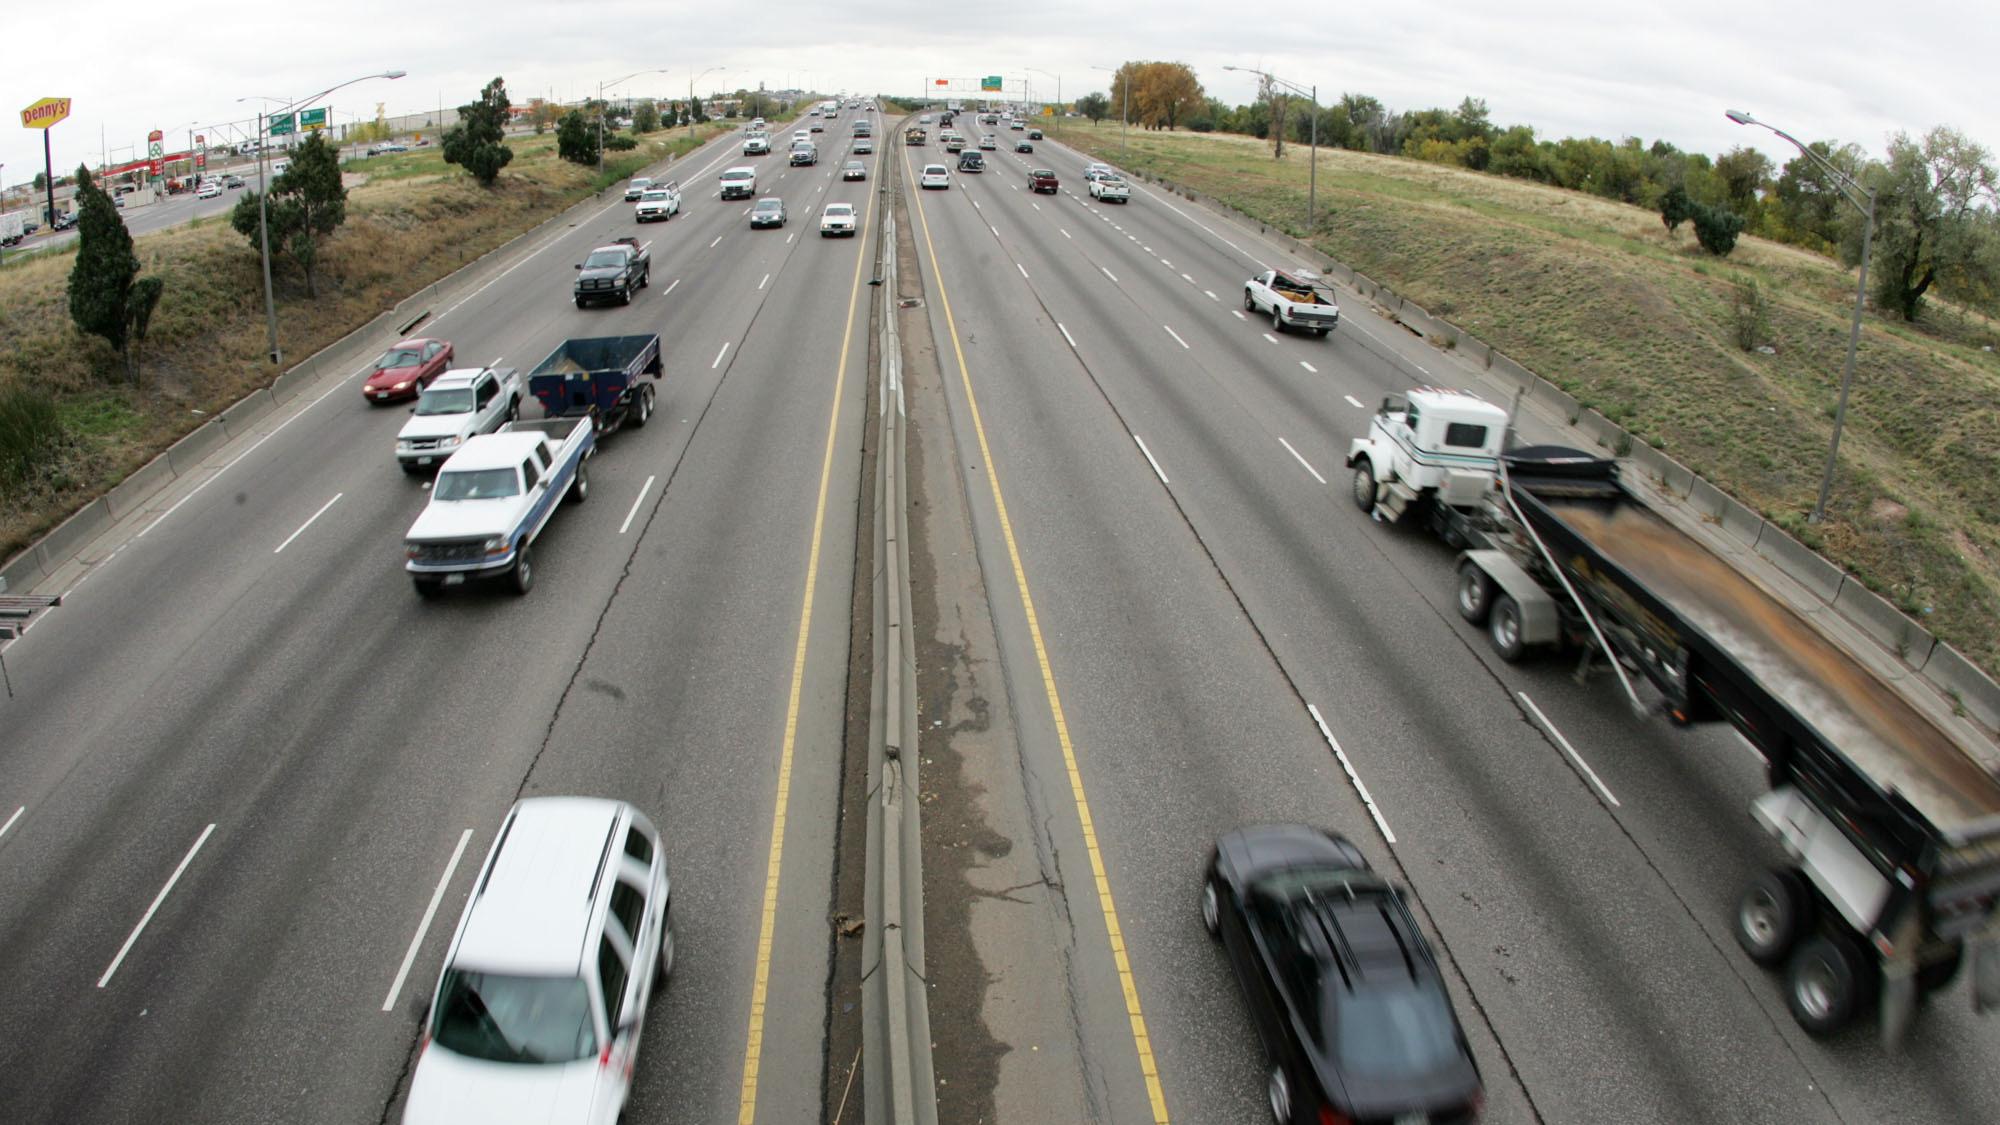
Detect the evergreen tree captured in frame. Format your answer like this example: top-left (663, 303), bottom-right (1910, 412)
top-left (443, 77), bottom-right (515, 186)
top-left (66, 165), bottom-right (143, 379)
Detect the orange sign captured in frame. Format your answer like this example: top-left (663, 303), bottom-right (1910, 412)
top-left (20, 97), bottom-right (72, 130)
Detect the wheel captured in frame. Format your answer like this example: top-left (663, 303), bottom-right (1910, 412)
top-left (570, 462), bottom-right (590, 503)
top-left (413, 577), bottom-right (442, 599)
top-left (657, 919), bottom-right (677, 979)
top-left (505, 397), bottom-right (519, 424)
top-left (1243, 289), bottom-right (1254, 311)
top-left (1456, 561), bottom-right (1494, 625)
top-left (630, 386), bottom-right (652, 429)
top-left (1736, 869), bottom-right (1811, 967)
top-left (639, 270), bottom-right (648, 289)
top-left (1918, 942), bottom-right (1965, 995)
top-left (1489, 595), bottom-right (1527, 662)
top-left (619, 286), bottom-right (633, 306)
top-left (1201, 874), bottom-right (1222, 938)
top-left (1350, 460), bottom-right (1377, 514)
top-left (1272, 306), bottom-right (1285, 333)
top-left (1315, 327), bottom-right (1329, 338)
top-left (1785, 934), bottom-right (1872, 1036)
top-left (1265, 1064), bottom-right (1293, 1124)
top-left (575, 297), bottom-right (586, 308)
top-left (509, 544), bottom-right (535, 595)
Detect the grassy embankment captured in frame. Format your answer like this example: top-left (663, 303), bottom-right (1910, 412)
top-left (1050, 123), bottom-right (2000, 680)
top-left (0, 122), bottom-right (734, 566)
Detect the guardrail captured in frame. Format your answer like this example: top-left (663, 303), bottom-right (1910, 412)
top-left (861, 130), bottom-right (939, 1125)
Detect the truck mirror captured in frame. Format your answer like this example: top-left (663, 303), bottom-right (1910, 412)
top-left (574, 263), bottom-right (583, 269)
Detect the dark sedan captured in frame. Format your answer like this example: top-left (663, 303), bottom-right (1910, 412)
top-left (1203, 825), bottom-right (1484, 1124)
top-left (362, 337), bottom-right (455, 403)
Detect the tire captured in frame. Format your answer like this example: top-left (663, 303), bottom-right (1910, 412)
top-left (1918, 941), bottom-right (1965, 995)
top-left (1736, 869), bottom-right (1811, 967)
top-left (657, 919), bottom-right (677, 980)
top-left (509, 544), bottom-right (535, 596)
top-left (1272, 307), bottom-right (1285, 334)
top-left (619, 285), bottom-right (633, 306)
top-left (570, 462), bottom-right (590, 503)
top-left (1315, 327), bottom-right (1329, 338)
top-left (413, 577), bottom-right (442, 599)
top-left (505, 397), bottom-right (519, 424)
top-left (630, 386), bottom-right (652, 429)
top-left (1243, 289), bottom-right (1255, 311)
top-left (1266, 1064), bottom-right (1293, 1125)
top-left (1456, 561), bottom-right (1494, 625)
top-left (1786, 933), bottom-right (1872, 1036)
top-left (1201, 874), bottom-right (1222, 939)
top-left (1489, 595), bottom-right (1527, 662)
top-left (1350, 460), bottom-right (1377, 514)
top-left (575, 297), bottom-right (586, 309)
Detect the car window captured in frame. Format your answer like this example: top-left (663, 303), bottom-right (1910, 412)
top-left (624, 826), bottom-right (654, 867)
top-left (521, 458), bottom-right (540, 490)
top-left (431, 970), bottom-right (596, 1064)
top-left (533, 445), bottom-right (551, 470)
top-left (609, 880), bottom-right (646, 945)
top-left (415, 387), bottom-right (474, 415)
top-left (378, 348), bottom-right (423, 369)
top-left (423, 342), bottom-right (443, 360)
top-left (1327, 984), bottom-right (1461, 1079)
top-left (434, 468), bottom-right (520, 501)
top-left (476, 380), bottom-right (498, 408)
top-left (598, 937), bottom-right (630, 1031)
top-left (582, 249), bottom-right (627, 269)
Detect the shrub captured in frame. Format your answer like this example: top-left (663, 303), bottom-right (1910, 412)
top-left (1659, 184), bottom-right (1692, 234)
top-left (0, 385), bottom-right (63, 488)
top-left (1731, 277), bottom-right (1771, 350)
top-left (1692, 203), bottom-right (1745, 256)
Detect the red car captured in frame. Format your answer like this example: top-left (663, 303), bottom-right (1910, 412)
top-left (362, 338), bottom-right (455, 403)
top-left (1028, 168), bottom-right (1058, 194)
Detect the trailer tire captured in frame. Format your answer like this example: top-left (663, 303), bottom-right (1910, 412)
top-left (570, 462), bottom-right (590, 504)
top-left (509, 545), bottom-right (535, 596)
top-left (1350, 461), bottom-right (1377, 514)
top-left (1489, 595), bottom-right (1527, 663)
top-left (1456, 562), bottom-right (1494, 625)
top-left (1786, 934), bottom-right (1870, 1036)
top-left (630, 385), bottom-right (653, 429)
top-left (1736, 868), bottom-right (1810, 967)
top-left (1918, 941), bottom-right (1964, 995)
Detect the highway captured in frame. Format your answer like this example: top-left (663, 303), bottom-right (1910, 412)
top-left (894, 125), bottom-right (2000, 1124)
top-left (0, 117), bottom-right (878, 1123)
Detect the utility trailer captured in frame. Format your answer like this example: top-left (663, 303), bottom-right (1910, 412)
top-left (1348, 389), bottom-right (2000, 1045)
top-left (528, 334), bottom-right (663, 437)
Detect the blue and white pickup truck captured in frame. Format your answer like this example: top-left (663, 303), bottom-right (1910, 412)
top-left (403, 417), bottom-right (595, 597)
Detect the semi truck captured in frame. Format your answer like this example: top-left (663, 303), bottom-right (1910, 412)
top-left (528, 334), bottom-right (663, 437)
top-left (1347, 387), bottom-right (2000, 1045)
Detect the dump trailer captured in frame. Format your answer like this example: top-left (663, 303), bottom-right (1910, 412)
top-left (528, 334), bottom-right (663, 437)
top-left (1348, 389), bottom-right (2000, 1046)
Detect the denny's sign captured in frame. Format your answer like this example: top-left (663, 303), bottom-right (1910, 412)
top-left (21, 98), bottom-right (73, 130)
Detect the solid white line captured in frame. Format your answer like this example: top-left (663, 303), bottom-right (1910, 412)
top-left (99, 823), bottom-right (216, 988)
top-left (0, 805), bottom-right (22, 841)
top-left (1300, 361), bottom-right (1318, 373)
top-left (1262, 333), bottom-right (1278, 344)
top-left (1017, 263), bottom-right (1029, 279)
top-left (489, 355), bottom-right (503, 367)
top-left (620, 474), bottom-right (657, 535)
top-left (1161, 259), bottom-right (1173, 268)
top-left (1061, 229), bottom-right (1071, 240)
top-left (1163, 325), bottom-right (1190, 350)
top-left (1307, 705), bottom-right (1396, 843)
top-left (383, 828), bottom-right (474, 1012)
top-left (139, 369), bottom-right (354, 537)
top-left (1344, 394), bottom-right (1367, 409)
top-left (663, 278), bottom-right (681, 296)
top-left (1059, 323), bottom-right (1077, 349)
top-left (1519, 693), bottom-right (1622, 807)
top-left (713, 341), bottom-right (732, 369)
top-left (711, 236), bottom-right (723, 248)
top-left (1133, 435), bottom-right (1169, 484)
top-left (972, 200), bottom-right (982, 210)
top-left (1279, 438), bottom-right (1327, 484)
top-left (1205, 290), bottom-right (1219, 301)
top-left (273, 492), bottom-right (342, 554)
top-left (758, 273), bottom-right (770, 290)
top-left (1102, 266), bottom-right (1119, 282)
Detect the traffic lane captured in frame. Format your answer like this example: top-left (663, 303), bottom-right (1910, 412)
top-left (919, 176), bottom-right (1815, 1122)
top-left (902, 165), bottom-right (1506, 1124)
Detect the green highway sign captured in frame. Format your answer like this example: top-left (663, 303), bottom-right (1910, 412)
top-left (299, 106), bottom-right (328, 131)
top-left (267, 112), bottom-right (296, 136)
top-left (981, 75), bottom-right (1002, 91)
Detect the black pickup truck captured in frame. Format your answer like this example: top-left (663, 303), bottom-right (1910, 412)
top-left (572, 237), bottom-right (651, 308)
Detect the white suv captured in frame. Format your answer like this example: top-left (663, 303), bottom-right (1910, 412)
top-left (404, 798), bottom-right (675, 1125)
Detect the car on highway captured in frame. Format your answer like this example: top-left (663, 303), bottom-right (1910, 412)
top-left (978, 135), bottom-right (998, 151)
top-left (942, 135), bottom-right (966, 154)
top-left (1015, 140), bottom-right (1033, 153)
top-left (396, 367), bottom-right (525, 472)
top-left (918, 164), bottom-right (950, 190)
top-left (363, 337), bottom-right (455, 403)
top-left (225, 174), bottom-right (246, 189)
top-left (1010, 120), bottom-right (1026, 131)
top-left (1028, 128), bottom-right (1043, 140)
top-left (743, 134), bottom-right (770, 155)
top-left (634, 184), bottom-right (681, 222)
top-left (195, 180), bottom-right (223, 200)
top-left (402, 797), bottom-right (674, 1122)
top-left (1088, 177), bottom-right (1131, 203)
top-left (790, 142), bottom-right (818, 166)
top-left (1028, 168), bottom-right (1058, 194)
top-left (842, 160), bottom-right (867, 182)
top-left (918, 114), bottom-right (934, 124)
top-left (719, 166), bottom-right (756, 200)
top-left (750, 197), bottom-right (787, 228)
top-left (403, 418), bottom-right (594, 596)
top-left (51, 211), bottom-right (78, 231)
top-left (1202, 825), bottom-right (1484, 1125)
top-left (573, 237), bottom-right (651, 307)
top-left (819, 202), bottom-right (858, 237)
top-left (853, 137), bottom-right (874, 155)
top-left (793, 130), bottom-right (811, 145)
top-left (623, 177), bottom-right (653, 202)
top-left (956, 151), bottom-right (985, 173)
top-left (810, 121), bottom-right (825, 132)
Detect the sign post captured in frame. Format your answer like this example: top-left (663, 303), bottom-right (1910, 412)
top-left (20, 96), bottom-right (71, 227)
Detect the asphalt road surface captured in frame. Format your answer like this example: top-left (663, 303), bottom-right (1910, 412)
top-left (0, 117), bottom-right (881, 1123)
top-left (895, 129), bottom-right (2000, 1124)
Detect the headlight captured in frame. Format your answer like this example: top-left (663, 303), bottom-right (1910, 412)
top-left (393, 381), bottom-right (411, 391)
top-left (483, 537), bottom-right (508, 554)
top-left (397, 440), bottom-right (413, 451)
top-left (439, 436), bottom-right (461, 448)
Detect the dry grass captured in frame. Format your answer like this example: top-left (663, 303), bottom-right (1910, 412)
top-left (1058, 124), bottom-right (2000, 677)
top-left (0, 125), bottom-right (732, 565)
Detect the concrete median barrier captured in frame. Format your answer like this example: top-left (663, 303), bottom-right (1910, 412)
top-left (219, 389), bottom-right (276, 439)
top-left (103, 454), bottom-right (177, 522)
top-left (1752, 523), bottom-right (1844, 604)
top-left (165, 420), bottom-right (231, 476)
top-left (1920, 642), bottom-right (2000, 731)
top-left (1833, 577), bottom-right (1936, 670)
top-left (34, 499), bottom-right (112, 573)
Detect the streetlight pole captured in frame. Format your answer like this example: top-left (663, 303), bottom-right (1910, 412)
top-left (1090, 65), bottom-right (1128, 154)
top-left (1026, 68), bottom-right (1060, 135)
top-left (597, 69), bottom-right (672, 168)
top-left (238, 70), bottom-right (404, 367)
top-left (1727, 109), bottom-right (1877, 525)
top-left (1228, 66), bottom-right (1317, 235)
top-left (688, 67), bottom-right (725, 142)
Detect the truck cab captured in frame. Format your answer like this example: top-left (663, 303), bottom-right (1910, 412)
top-left (1346, 388), bottom-right (1508, 521)
top-left (396, 368), bottom-right (523, 472)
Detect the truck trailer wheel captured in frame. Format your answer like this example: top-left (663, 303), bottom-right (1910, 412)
top-left (1735, 868), bottom-right (1810, 967)
top-left (509, 545), bottom-right (535, 595)
top-left (1785, 934), bottom-right (1872, 1036)
top-left (630, 386), bottom-right (653, 429)
top-left (1350, 461), bottom-right (1377, 514)
top-left (1456, 562), bottom-right (1494, 625)
top-left (1489, 595), bottom-right (1527, 662)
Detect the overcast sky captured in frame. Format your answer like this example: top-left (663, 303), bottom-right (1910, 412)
top-left (6, 1), bottom-right (1996, 196)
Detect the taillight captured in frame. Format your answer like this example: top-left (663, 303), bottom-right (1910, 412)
top-left (1317, 1106), bottom-right (1353, 1125)
top-left (1468, 1088), bottom-right (1487, 1120)
top-left (599, 1044), bottom-right (613, 1068)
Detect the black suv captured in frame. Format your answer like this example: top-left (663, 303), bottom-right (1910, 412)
top-left (956, 151), bottom-right (985, 173)
top-left (1203, 825), bottom-right (1484, 1124)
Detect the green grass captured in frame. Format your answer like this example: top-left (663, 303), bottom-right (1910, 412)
top-left (1057, 124), bottom-right (2000, 680)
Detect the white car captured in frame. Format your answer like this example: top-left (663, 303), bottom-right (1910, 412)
top-left (819, 202), bottom-right (858, 237)
top-left (195, 181), bottom-right (223, 200)
top-left (918, 164), bottom-right (950, 190)
top-left (718, 166), bottom-right (756, 200)
top-left (634, 184), bottom-right (680, 222)
top-left (403, 798), bottom-right (674, 1125)
top-left (623, 177), bottom-right (652, 201)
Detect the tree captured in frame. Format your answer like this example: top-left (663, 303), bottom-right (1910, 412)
top-left (1690, 202), bottom-right (1745, 256)
top-left (1769, 140), bottom-right (1862, 251)
top-left (66, 165), bottom-right (146, 380)
top-left (1659, 184), bottom-right (1693, 234)
top-left (229, 133), bottom-right (347, 297)
top-left (1713, 145), bottom-right (1773, 221)
top-left (1260, 75), bottom-right (1290, 159)
top-left (1868, 126), bottom-right (2000, 320)
top-left (527, 99), bottom-right (557, 135)
top-left (633, 99), bottom-right (661, 134)
top-left (1075, 92), bottom-right (1110, 125)
top-left (556, 110), bottom-right (599, 165)
top-left (443, 77), bottom-right (514, 187)
top-left (33, 171), bottom-right (47, 191)
top-left (1122, 61), bottom-right (1201, 131)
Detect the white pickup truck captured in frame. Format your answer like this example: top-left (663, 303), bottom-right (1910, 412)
top-left (1244, 268), bottom-right (1341, 336)
top-left (403, 418), bottom-right (595, 596)
top-left (395, 367), bottom-right (525, 473)
top-left (634, 182), bottom-right (681, 222)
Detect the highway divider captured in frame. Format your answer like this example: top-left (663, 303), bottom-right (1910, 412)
top-left (860, 132), bottom-right (940, 1125)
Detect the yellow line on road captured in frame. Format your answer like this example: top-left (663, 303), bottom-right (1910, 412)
top-left (737, 168), bottom-right (881, 1124)
top-left (901, 146), bottom-right (1173, 1124)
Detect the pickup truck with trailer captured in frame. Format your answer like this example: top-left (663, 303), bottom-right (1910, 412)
top-left (528, 334), bottom-right (663, 437)
top-left (719, 166), bottom-right (757, 199)
top-left (634, 183), bottom-right (681, 222)
top-left (1244, 269), bottom-right (1340, 336)
top-left (403, 418), bottom-right (594, 597)
top-left (395, 367), bottom-right (524, 473)
top-left (1346, 388), bottom-right (2000, 1045)
top-left (573, 237), bottom-right (650, 307)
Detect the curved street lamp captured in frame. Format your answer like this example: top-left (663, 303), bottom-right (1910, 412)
top-left (1727, 109), bottom-right (1877, 525)
top-left (687, 67), bottom-right (726, 141)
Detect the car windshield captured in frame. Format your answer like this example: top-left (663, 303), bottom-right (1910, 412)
top-left (642, 191), bottom-right (669, 201)
top-left (827, 205), bottom-right (853, 216)
top-left (376, 349), bottom-right (422, 369)
top-left (755, 201), bottom-right (781, 213)
top-left (433, 468), bottom-right (521, 501)
top-left (1327, 984), bottom-right (1462, 1080)
top-left (629, 179), bottom-right (649, 189)
top-left (431, 970), bottom-right (596, 1064)
top-left (583, 249), bottom-right (626, 269)
top-left (415, 387), bottom-right (474, 415)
